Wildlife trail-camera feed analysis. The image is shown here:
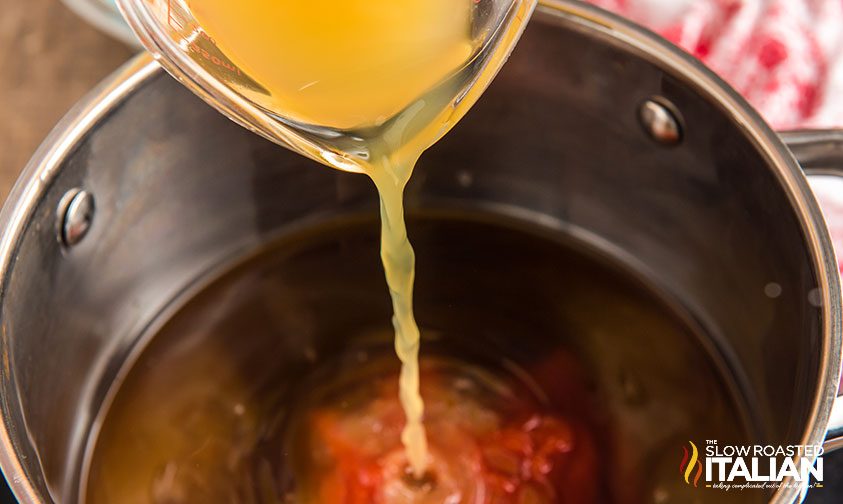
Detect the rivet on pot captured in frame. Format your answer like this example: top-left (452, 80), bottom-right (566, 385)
top-left (58, 188), bottom-right (95, 248)
top-left (638, 98), bottom-right (683, 146)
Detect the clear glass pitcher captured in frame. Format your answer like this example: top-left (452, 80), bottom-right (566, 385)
top-left (115, 0), bottom-right (537, 172)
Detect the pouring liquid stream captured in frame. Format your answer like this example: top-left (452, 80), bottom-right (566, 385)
top-left (187, 0), bottom-right (534, 482)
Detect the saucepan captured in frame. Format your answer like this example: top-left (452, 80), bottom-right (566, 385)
top-left (1, 1), bottom-right (842, 502)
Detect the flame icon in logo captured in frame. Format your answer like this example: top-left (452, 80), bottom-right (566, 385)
top-left (680, 441), bottom-right (703, 487)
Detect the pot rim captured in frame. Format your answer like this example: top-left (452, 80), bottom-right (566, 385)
top-left (0, 2), bottom-right (839, 502)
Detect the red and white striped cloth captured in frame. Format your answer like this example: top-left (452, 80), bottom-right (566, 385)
top-left (587, 0), bottom-right (843, 130)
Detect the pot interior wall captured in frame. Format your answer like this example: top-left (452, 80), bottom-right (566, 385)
top-left (83, 212), bottom-right (757, 503)
top-left (0, 7), bottom-right (824, 502)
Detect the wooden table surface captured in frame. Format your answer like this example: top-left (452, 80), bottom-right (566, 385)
top-left (0, 0), bottom-right (134, 201)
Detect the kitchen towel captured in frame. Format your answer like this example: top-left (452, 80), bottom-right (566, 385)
top-left (588, 0), bottom-right (843, 129)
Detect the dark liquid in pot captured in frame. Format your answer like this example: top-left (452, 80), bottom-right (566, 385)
top-left (82, 212), bottom-right (759, 503)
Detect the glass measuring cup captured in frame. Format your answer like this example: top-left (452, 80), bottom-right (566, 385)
top-left (114, 0), bottom-right (537, 172)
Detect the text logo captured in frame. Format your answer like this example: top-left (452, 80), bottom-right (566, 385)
top-left (679, 440), bottom-right (824, 492)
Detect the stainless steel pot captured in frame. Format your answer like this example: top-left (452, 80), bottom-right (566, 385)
top-left (2, 1), bottom-right (843, 502)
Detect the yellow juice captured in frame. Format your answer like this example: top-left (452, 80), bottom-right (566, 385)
top-left (188, 0), bottom-right (530, 481)
top-left (188, 0), bottom-right (473, 130)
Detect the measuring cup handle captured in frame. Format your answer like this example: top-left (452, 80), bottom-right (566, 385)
top-left (781, 129), bottom-right (843, 451)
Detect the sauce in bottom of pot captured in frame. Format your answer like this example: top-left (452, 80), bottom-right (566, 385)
top-left (83, 214), bottom-right (757, 503)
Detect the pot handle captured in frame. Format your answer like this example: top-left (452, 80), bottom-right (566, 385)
top-left (781, 130), bottom-right (843, 176)
top-left (781, 130), bottom-right (843, 451)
